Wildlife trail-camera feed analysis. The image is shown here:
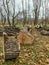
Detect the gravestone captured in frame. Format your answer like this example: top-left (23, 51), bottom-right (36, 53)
top-left (3, 32), bottom-right (20, 60)
top-left (17, 30), bottom-right (34, 44)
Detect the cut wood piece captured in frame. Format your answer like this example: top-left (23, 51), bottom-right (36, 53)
top-left (3, 32), bottom-right (20, 60)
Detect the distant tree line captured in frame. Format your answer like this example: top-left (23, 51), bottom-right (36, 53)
top-left (0, 0), bottom-right (49, 26)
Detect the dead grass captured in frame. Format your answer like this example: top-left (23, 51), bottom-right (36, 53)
top-left (0, 29), bottom-right (49, 65)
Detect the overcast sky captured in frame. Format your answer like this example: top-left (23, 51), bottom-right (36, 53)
top-left (0, 0), bottom-right (49, 18)
top-left (15, 0), bottom-right (49, 18)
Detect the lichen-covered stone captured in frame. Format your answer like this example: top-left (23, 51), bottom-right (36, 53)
top-left (3, 33), bottom-right (20, 60)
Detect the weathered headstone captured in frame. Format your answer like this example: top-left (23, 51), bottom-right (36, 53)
top-left (17, 30), bottom-right (34, 44)
top-left (3, 32), bottom-right (20, 60)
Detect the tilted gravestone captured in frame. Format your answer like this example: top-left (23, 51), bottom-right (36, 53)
top-left (17, 30), bottom-right (34, 44)
top-left (3, 32), bottom-right (20, 60)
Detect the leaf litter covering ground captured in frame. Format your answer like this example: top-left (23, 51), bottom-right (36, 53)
top-left (0, 30), bottom-right (49, 65)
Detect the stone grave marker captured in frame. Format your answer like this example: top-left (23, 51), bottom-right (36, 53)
top-left (3, 32), bottom-right (20, 60)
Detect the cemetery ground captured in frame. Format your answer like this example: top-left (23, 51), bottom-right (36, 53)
top-left (0, 25), bottom-right (49, 65)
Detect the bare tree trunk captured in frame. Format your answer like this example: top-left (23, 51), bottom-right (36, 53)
top-left (22, 0), bottom-right (27, 26)
top-left (6, 0), bottom-right (11, 26)
top-left (34, 6), bottom-right (38, 25)
top-left (12, 0), bottom-right (15, 26)
top-left (28, 0), bottom-right (30, 23)
top-left (22, 0), bottom-right (24, 26)
top-left (32, 0), bottom-right (41, 25)
top-left (12, 17), bottom-right (15, 26)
